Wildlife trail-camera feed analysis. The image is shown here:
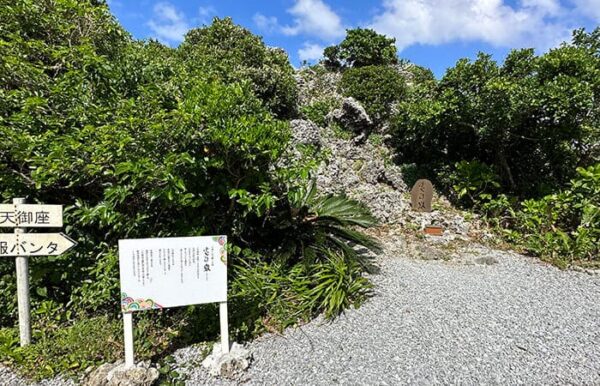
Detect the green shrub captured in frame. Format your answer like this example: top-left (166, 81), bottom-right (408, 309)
top-left (392, 29), bottom-right (600, 197)
top-left (340, 65), bottom-right (406, 124)
top-left (442, 160), bottom-right (501, 207)
top-left (232, 251), bottom-right (372, 331)
top-left (179, 17), bottom-right (298, 119)
top-left (0, 0), bottom-right (306, 326)
top-left (252, 182), bottom-right (382, 269)
top-left (324, 28), bottom-right (398, 68)
top-left (492, 164), bottom-right (600, 264)
top-left (0, 316), bottom-right (122, 379)
top-left (300, 98), bottom-right (338, 127)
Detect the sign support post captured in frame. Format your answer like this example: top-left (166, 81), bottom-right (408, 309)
top-left (220, 301), bottom-right (229, 354)
top-left (14, 197), bottom-right (31, 346)
top-left (123, 312), bottom-right (134, 368)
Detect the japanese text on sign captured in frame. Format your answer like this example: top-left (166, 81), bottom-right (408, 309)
top-left (0, 204), bottom-right (63, 228)
top-left (119, 236), bottom-right (227, 313)
top-left (0, 233), bottom-right (76, 257)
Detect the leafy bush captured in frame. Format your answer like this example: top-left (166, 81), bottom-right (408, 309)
top-left (392, 29), bottom-right (600, 197)
top-left (488, 164), bottom-right (600, 265)
top-left (442, 160), bottom-right (501, 207)
top-left (0, 0), bottom-right (302, 326)
top-left (324, 28), bottom-right (398, 68)
top-left (179, 17), bottom-right (298, 119)
top-left (249, 182), bottom-right (381, 268)
top-left (232, 251), bottom-right (372, 331)
top-left (300, 98), bottom-right (338, 127)
top-left (340, 65), bottom-right (406, 124)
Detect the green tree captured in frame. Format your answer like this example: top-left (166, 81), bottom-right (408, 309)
top-left (340, 65), bottom-right (406, 124)
top-left (179, 17), bottom-right (298, 119)
top-left (324, 28), bottom-right (398, 68)
top-left (393, 36), bottom-right (600, 197)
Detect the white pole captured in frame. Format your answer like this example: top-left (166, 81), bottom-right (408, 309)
top-left (14, 197), bottom-right (31, 346)
top-left (123, 312), bottom-right (135, 368)
top-left (219, 301), bottom-right (229, 354)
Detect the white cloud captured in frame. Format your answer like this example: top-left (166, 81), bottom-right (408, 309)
top-left (282, 0), bottom-right (345, 40)
top-left (368, 0), bottom-right (573, 52)
top-left (197, 5), bottom-right (217, 24)
top-left (522, 0), bottom-right (562, 15)
top-left (147, 2), bottom-right (190, 43)
top-left (253, 13), bottom-right (280, 33)
top-left (298, 42), bottom-right (325, 62)
top-left (572, 0), bottom-right (600, 21)
top-left (198, 6), bottom-right (216, 18)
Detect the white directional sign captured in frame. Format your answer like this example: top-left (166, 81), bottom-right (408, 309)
top-left (0, 233), bottom-right (76, 257)
top-left (0, 204), bottom-right (63, 227)
top-left (2, 198), bottom-right (75, 348)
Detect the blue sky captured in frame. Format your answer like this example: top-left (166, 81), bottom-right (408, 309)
top-left (107, 0), bottom-right (599, 77)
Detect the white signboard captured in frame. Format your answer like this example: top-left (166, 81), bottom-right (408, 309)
top-left (118, 236), bottom-right (227, 313)
top-left (0, 204), bottom-right (63, 227)
top-left (0, 233), bottom-right (76, 257)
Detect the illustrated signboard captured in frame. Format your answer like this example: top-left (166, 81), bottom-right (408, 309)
top-left (118, 236), bottom-right (227, 312)
top-left (118, 235), bottom-right (229, 367)
top-left (410, 179), bottom-right (433, 212)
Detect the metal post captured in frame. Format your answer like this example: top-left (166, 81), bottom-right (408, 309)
top-left (14, 197), bottom-right (31, 346)
top-left (123, 312), bottom-right (135, 367)
top-left (219, 301), bottom-right (229, 354)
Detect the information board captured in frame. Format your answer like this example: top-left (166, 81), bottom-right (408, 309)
top-left (118, 236), bottom-right (227, 312)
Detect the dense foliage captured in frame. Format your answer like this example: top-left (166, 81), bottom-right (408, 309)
top-left (0, 0), bottom-right (378, 377)
top-left (391, 28), bottom-right (600, 262)
top-left (487, 165), bottom-right (600, 265)
top-left (324, 28), bottom-right (398, 69)
top-left (392, 34), bottom-right (600, 197)
top-left (179, 17), bottom-right (298, 119)
top-left (340, 65), bottom-right (406, 124)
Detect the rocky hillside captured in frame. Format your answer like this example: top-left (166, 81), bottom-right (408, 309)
top-left (292, 65), bottom-right (475, 246)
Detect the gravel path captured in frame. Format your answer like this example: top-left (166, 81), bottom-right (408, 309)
top-left (179, 244), bottom-right (600, 385)
top-left (5, 243), bottom-right (600, 385)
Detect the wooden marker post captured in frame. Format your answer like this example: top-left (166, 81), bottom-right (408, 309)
top-left (13, 197), bottom-right (31, 346)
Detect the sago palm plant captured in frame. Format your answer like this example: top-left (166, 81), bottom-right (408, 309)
top-left (266, 181), bottom-right (382, 268)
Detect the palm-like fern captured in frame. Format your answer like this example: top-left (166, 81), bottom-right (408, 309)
top-left (271, 181), bottom-right (382, 268)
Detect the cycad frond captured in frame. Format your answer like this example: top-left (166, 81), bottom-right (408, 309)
top-left (312, 194), bottom-right (378, 228)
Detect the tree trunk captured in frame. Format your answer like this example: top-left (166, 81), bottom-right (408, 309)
top-left (497, 149), bottom-right (517, 192)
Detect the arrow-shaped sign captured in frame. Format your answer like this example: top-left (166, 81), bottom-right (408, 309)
top-left (0, 233), bottom-right (77, 257)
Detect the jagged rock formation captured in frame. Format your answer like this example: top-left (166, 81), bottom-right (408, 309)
top-left (289, 119), bottom-right (322, 148)
top-left (295, 65), bottom-right (342, 107)
top-left (326, 97), bottom-right (373, 142)
top-left (316, 130), bottom-right (409, 224)
top-left (293, 66), bottom-right (476, 241)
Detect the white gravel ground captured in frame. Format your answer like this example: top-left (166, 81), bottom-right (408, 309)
top-left (177, 245), bottom-right (600, 385)
top-left (4, 244), bottom-right (600, 385)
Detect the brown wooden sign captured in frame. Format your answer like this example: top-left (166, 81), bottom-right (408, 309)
top-left (411, 179), bottom-right (433, 212)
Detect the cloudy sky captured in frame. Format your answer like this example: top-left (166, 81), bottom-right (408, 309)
top-left (107, 0), bottom-right (600, 76)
